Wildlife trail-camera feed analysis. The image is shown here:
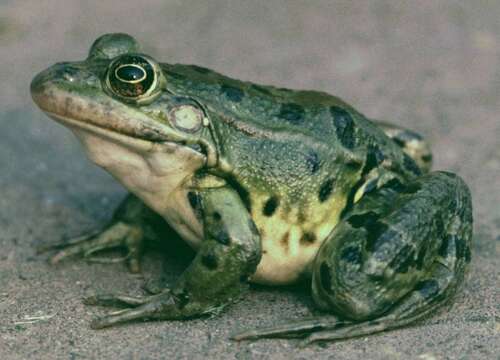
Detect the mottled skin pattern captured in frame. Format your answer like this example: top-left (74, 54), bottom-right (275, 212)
top-left (31, 33), bottom-right (472, 344)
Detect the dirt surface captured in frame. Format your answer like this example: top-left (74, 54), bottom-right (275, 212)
top-left (1, 1), bottom-right (499, 359)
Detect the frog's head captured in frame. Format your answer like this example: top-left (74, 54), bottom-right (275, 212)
top-left (31, 33), bottom-right (218, 210)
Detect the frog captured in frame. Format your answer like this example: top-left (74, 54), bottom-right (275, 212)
top-left (30, 33), bottom-right (473, 344)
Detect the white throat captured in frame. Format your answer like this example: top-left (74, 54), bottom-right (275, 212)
top-left (70, 125), bottom-right (206, 246)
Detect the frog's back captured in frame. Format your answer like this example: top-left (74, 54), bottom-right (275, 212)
top-left (162, 63), bottom-right (386, 147)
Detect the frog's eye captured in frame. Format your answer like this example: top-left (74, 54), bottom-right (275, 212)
top-left (169, 105), bottom-right (205, 133)
top-left (106, 54), bottom-right (162, 103)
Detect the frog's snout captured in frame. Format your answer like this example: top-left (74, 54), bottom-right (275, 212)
top-left (31, 62), bottom-right (87, 113)
top-left (32, 63), bottom-right (73, 92)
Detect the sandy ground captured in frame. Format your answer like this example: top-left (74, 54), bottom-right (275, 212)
top-left (0, 1), bottom-right (499, 359)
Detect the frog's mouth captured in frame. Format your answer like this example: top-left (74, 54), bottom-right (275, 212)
top-left (32, 88), bottom-right (169, 148)
top-left (44, 110), bottom-right (170, 153)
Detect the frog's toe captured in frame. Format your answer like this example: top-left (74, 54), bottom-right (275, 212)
top-left (88, 291), bottom-right (178, 329)
top-left (90, 307), bottom-right (150, 329)
top-left (298, 320), bottom-right (382, 346)
top-left (43, 221), bottom-right (144, 273)
top-left (83, 293), bottom-right (155, 307)
top-left (232, 317), bottom-right (348, 341)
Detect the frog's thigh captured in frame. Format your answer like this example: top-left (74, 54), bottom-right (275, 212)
top-left (372, 120), bottom-right (433, 173)
top-left (312, 171), bottom-right (472, 322)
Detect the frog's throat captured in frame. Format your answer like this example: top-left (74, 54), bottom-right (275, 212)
top-left (46, 111), bottom-right (207, 221)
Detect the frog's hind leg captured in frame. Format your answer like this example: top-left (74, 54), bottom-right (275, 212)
top-left (373, 120), bottom-right (433, 173)
top-left (38, 194), bottom-right (164, 273)
top-left (233, 171), bottom-right (472, 343)
top-left (233, 262), bottom-right (463, 344)
top-left (300, 259), bottom-right (465, 345)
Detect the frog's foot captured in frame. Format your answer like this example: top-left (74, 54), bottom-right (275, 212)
top-left (233, 263), bottom-right (452, 345)
top-left (82, 291), bottom-right (175, 329)
top-left (38, 221), bottom-right (144, 273)
top-left (83, 289), bottom-right (209, 329)
top-left (82, 186), bottom-right (261, 330)
top-left (305, 172), bottom-right (471, 344)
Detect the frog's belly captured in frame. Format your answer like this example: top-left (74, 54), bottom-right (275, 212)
top-left (250, 222), bottom-right (337, 285)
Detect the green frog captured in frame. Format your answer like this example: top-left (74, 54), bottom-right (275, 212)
top-left (31, 33), bottom-right (473, 344)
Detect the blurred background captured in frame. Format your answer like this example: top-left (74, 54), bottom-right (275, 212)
top-left (1, 1), bottom-right (499, 359)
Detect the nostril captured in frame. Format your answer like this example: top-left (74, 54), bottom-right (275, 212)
top-left (52, 63), bottom-right (79, 82)
top-left (63, 69), bottom-right (78, 82)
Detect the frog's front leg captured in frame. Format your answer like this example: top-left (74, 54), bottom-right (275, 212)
top-left (38, 194), bottom-right (166, 273)
top-left (87, 186), bottom-right (261, 329)
top-left (234, 171), bottom-right (472, 343)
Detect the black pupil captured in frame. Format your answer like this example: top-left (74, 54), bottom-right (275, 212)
top-left (108, 55), bottom-right (156, 98)
top-left (116, 65), bottom-right (145, 82)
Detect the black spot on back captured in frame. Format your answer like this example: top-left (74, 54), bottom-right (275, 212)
top-left (221, 84), bottom-right (244, 102)
top-left (263, 196), bottom-right (279, 217)
top-left (278, 103), bottom-right (305, 124)
top-left (403, 154), bottom-right (422, 176)
top-left (365, 145), bottom-right (384, 172)
top-left (300, 232), bottom-right (316, 244)
top-left (305, 151), bottom-right (321, 174)
top-left (320, 262), bottom-right (334, 294)
top-left (347, 211), bottom-right (392, 252)
top-left (201, 253), bottom-right (218, 269)
top-left (330, 106), bottom-right (355, 149)
top-left (355, 145), bottom-right (385, 186)
top-left (389, 244), bottom-right (416, 273)
top-left (347, 211), bottom-right (380, 229)
top-left (340, 246), bottom-right (362, 264)
top-left (416, 279), bottom-right (440, 300)
top-left (318, 178), bottom-right (335, 202)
